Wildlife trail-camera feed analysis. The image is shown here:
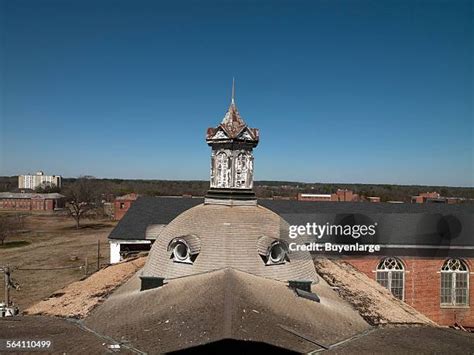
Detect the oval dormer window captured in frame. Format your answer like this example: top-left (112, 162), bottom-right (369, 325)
top-left (270, 243), bottom-right (286, 264)
top-left (167, 235), bottom-right (201, 264)
top-left (173, 242), bottom-right (190, 262)
top-left (257, 236), bottom-right (289, 265)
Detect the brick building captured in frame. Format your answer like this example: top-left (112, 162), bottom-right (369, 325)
top-left (114, 193), bottom-right (138, 220)
top-left (344, 256), bottom-right (474, 327)
top-left (0, 192), bottom-right (65, 211)
top-left (412, 191), bottom-right (466, 204)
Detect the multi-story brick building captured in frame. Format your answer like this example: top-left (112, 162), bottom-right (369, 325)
top-left (0, 192), bottom-right (65, 211)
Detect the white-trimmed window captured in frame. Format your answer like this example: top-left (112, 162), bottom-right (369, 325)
top-left (440, 258), bottom-right (469, 307)
top-left (376, 257), bottom-right (405, 300)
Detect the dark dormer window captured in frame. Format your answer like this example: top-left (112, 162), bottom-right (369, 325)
top-left (269, 243), bottom-right (286, 264)
top-left (168, 235), bottom-right (201, 264)
top-left (173, 242), bottom-right (190, 262)
top-left (257, 236), bottom-right (290, 265)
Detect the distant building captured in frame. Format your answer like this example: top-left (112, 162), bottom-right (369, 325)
top-left (114, 193), bottom-right (139, 220)
top-left (18, 171), bottom-right (62, 190)
top-left (298, 193), bottom-right (332, 201)
top-left (297, 189), bottom-right (363, 202)
top-left (0, 192), bottom-right (65, 211)
top-left (412, 192), bottom-right (465, 204)
top-left (366, 196), bottom-right (381, 203)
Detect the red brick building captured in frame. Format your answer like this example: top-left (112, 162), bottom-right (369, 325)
top-left (345, 256), bottom-right (474, 327)
top-left (0, 192), bottom-right (65, 211)
top-left (114, 193), bottom-right (138, 220)
top-left (412, 191), bottom-right (466, 204)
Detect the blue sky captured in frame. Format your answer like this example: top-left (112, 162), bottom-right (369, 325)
top-left (0, 0), bottom-right (472, 186)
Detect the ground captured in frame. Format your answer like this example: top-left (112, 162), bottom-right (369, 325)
top-left (0, 212), bottom-right (116, 310)
top-left (24, 257), bottom-right (146, 318)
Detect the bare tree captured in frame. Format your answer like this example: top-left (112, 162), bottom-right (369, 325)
top-left (64, 177), bottom-right (100, 229)
top-left (0, 215), bottom-right (21, 246)
top-left (35, 181), bottom-right (61, 193)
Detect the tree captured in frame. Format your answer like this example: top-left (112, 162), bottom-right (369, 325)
top-left (35, 181), bottom-right (61, 193)
top-left (64, 177), bottom-right (100, 229)
top-left (0, 215), bottom-right (22, 246)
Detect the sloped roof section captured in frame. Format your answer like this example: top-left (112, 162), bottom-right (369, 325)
top-left (206, 102), bottom-right (259, 144)
top-left (84, 268), bottom-right (370, 353)
top-left (0, 192), bottom-right (65, 199)
top-left (108, 197), bottom-right (203, 240)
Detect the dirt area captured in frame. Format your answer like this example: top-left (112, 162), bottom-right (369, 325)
top-left (25, 257), bottom-right (146, 318)
top-left (314, 257), bottom-right (436, 325)
top-left (0, 212), bottom-right (117, 310)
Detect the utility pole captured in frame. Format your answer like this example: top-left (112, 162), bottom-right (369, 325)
top-left (84, 257), bottom-right (88, 276)
top-left (97, 239), bottom-right (100, 270)
top-left (3, 266), bottom-right (10, 306)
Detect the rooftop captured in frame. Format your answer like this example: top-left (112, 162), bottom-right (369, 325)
top-left (0, 192), bottom-right (65, 199)
top-left (108, 197), bottom-right (474, 252)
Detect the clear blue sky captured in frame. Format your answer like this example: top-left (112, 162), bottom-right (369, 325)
top-left (0, 0), bottom-right (472, 186)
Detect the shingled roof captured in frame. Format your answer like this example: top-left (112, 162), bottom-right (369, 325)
top-left (108, 197), bottom-right (202, 240)
top-left (141, 203), bottom-right (318, 282)
top-left (84, 268), bottom-right (370, 353)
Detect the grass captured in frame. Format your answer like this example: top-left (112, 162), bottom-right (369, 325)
top-left (0, 240), bottom-right (31, 248)
top-left (0, 214), bottom-right (116, 309)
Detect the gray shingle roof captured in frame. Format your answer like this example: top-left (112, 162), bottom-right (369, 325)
top-left (109, 197), bottom-right (474, 249)
top-left (108, 196), bottom-right (203, 240)
top-left (84, 268), bottom-right (370, 353)
top-left (141, 203), bottom-right (318, 282)
top-left (0, 192), bottom-right (65, 199)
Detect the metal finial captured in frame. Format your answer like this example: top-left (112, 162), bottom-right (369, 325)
top-left (231, 77), bottom-right (235, 105)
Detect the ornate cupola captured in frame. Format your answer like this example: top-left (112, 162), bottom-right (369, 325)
top-left (205, 80), bottom-right (259, 205)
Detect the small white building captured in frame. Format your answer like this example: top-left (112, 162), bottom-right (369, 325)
top-left (108, 196), bottom-right (202, 263)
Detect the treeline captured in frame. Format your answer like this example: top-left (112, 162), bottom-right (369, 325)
top-left (1, 176), bottom-right (473, 202)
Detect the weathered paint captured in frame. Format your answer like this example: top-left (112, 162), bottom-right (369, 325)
top-left (206, 95), bottom-right (259, 191)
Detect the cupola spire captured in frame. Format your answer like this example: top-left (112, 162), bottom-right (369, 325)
top-left (231, 77), bottom-right (235, 105)
top-left (205, 81), bottom-right (260, 205)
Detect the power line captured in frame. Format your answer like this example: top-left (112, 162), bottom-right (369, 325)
top-left (14, 265), bottom-right (84, 271)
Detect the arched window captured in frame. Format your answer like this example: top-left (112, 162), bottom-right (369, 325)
top-left (215, 152), bottom-right (229, 188)
top-left (440, 259), bottom-right (469, 306)
top-left (376, 257), bottom-right (405, 300)
top-left (234, 152), bottom-right (249, 188)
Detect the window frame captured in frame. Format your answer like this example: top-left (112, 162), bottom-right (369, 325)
top-left (440, 258), bottom-right (470, 308)
top-left (375, 257), bottom-right (405, 301)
